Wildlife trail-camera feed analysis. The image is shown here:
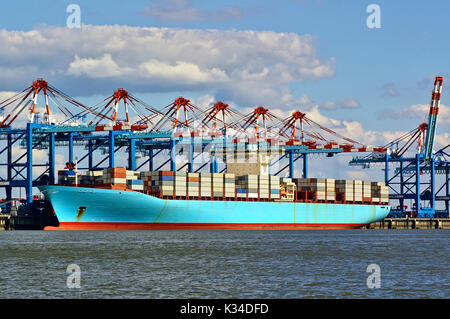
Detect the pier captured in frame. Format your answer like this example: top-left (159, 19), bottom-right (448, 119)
top-left (0, 211), bottom-right (58, 230)
top-left (366, 218), bottom-right (450, 230)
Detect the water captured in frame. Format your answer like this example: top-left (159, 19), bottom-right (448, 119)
top-left (0, 230), bottom-right (448, 299)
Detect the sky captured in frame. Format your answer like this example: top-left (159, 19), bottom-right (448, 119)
top-left (0, 0), bottom-right (449, 187)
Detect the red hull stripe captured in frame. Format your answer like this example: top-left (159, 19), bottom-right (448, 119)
top-left (45, 222), bottom-right (366, 230)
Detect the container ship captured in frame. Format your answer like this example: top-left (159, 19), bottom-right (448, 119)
top-left (38, 167), bottom-right (390, 230)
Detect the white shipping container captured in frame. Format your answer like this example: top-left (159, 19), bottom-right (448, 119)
top-left (188, 172), bottom-right (199, 177)
top-left (111, 178), bottom-right (126, 184)
top-left (200, 182), bottom-right (212, 187)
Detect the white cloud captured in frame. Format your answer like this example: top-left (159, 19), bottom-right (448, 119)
top-left (377, 103), bottom-right (450, 127)
top-left (319, 101), bottom-right (337, 110)
top-left (0, 91), bottom-right (17, 102)
top-left (194, 94), bottom-right (216, 108)
top-left (68, 54), bottom-right (126, 78)
top-left (339, 97), bottom-right (360, 109)
top-left (253, 102), bottom-right (448, 152)
top-left (68, 54), bottom-right (229, 84)
top-left (318, 96), bottom-right (361, 111)
top-left (0, 25), bottom-right (335, 109)
top-left (435, 133), bottom-right (449, 150)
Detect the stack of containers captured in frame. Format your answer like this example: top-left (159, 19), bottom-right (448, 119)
top-left (187, 172), bottom-right (199, 197)
top-left (380, 185), bottom-right (389, 204)
top-left (125, 170), bottom-right (136, 181)
top-left (371, 182), bottom-right (389, 204)
top-left (296, 178), bottom-right (308, 191)
top-left (224, 173), bottom-right (235, 198)
top-left (157, 171), bottom-right (175, 196)
top-left (244, 175), bottom-right (259, 199)
top-left (326, 178), bottom-right (335, 201)
top-left (200, 173), bottom-right (212, 198)
top-left (174, 171), bottom-right (187, 196)
top-left (371, 182), bottom-right (382, 203)
top-left (126, 171), bottom-right (143, 191)
top-left (353, 180), bottom-right (363, 202)
top-left (236, 176), bottom-right (247, 198)
top-left (58, 170), bottom-right (76, 185)
top-left (100, 168), bottom-right (109, 184)
top-left (78, 174), bottom-right (90, 185)
top-left (78, 172), bottom-right (88, 185)
top-left (90, 170), bottom-right (104, 185)
top-left (102, 168), bottom-right (127, 187)
top-left (363, 180), bottom-right (372, 202)
top-left (212, 173), bottom-right (224, 198)
top-left (336, 180), bottom-right (354, 202)
top-left (309, 178), bottom-right (326, 201)
top-left (269, 176), bottom-right (280, 199)
top-left (259, 175), bottom-right (270, 199)
top-left (127, 179), bottom-right (143, 191)
top-left (140, 171), bottom-right (153, 191)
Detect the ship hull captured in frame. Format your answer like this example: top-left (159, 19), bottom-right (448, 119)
top-left (39, 186), bottom-right (390, 230)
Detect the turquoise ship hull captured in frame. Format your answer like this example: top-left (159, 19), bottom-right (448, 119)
top-left (39, 185), bottom-right (390, 230)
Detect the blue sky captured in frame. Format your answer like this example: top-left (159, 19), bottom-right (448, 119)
top-left (0, 0), bottom-right (449, 148)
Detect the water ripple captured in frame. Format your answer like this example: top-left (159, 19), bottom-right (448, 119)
top-left (0, 230), bottom-right (449, 298)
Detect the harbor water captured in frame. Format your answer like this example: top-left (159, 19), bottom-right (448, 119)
top-left (0, 230), bottom-right (448, 299)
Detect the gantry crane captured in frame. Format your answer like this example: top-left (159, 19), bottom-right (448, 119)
top-left (350, 76), bottom-right (449, 218)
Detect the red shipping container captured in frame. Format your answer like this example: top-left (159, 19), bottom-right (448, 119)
top-left (110, 167), bottom-right (126, 174)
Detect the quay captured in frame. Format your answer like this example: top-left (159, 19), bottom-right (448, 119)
top-left (0, 213), bottom-right (58, 230)
top-left (366, 218), bottom-right (450, 230)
